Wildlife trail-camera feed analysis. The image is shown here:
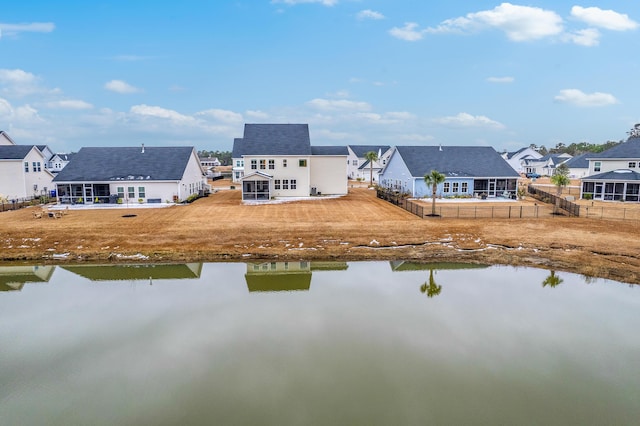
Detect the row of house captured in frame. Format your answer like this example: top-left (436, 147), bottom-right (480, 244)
top-left (3, 123), bottom-right (640, 205)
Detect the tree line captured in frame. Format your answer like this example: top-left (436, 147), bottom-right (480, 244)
top-left (529, 140), bottom-right (622, 156)
top-left (197, 150), bottom-right (232, 166)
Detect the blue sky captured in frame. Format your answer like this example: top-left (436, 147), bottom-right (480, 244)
top-left (1, 1), bottom-right (640, 153)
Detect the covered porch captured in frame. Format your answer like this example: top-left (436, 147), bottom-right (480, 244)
top-left (241, 171), bottom-right (272, 201)
top-left (473, 178), bottom-right (518, 198)
top-left (55, 183), bottom-right (114, 205)
top-left (581, 170), bottom-right (640, 202)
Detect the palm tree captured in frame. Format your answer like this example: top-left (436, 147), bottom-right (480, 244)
top-left (542, 271), bottom-right (563, 288)
top-left (420, 269), bottom-right (442, 298)
top-left (423, 170), bottom-right (446, 216)
top-left (364, 151), bottom-right (378, 187)
top-left (551, 163), bottom-right (570, 196)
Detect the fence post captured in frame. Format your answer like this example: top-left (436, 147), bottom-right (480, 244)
top-left (492, 206), bottom-right (494, 218)
top-left (508, 206), bottom-right (511, 218)
top-left (520, 206), bottom-right (523, 218)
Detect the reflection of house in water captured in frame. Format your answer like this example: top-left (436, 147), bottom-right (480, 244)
top-left (389, 261), bottom-right (489, 272)
top-left (245, 261), bottom-right (348, 292)
top-left (61, 263), bottom-right (203, 282)
top-left (0, 265), bottom-right (55, 292)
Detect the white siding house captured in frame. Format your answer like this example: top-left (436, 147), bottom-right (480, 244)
top-left (234, 124), bottom-right (348, 201)
top-left (0, 145), bottom-right (54, 200)
top-left (52, 146), bottom-right (208, 204)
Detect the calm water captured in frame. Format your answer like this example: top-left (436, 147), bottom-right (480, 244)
top-left (1, 261), bottom-right (638, 425)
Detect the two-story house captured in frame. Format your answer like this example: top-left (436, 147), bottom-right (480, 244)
top-left (501, 147), bottom-right (542, 175)
top-left (0, 131), bottom-right (54, 200)
top-left (346, 145), bottom-right (392, 182)
top-left (234, 124), bottom-right (348, 201)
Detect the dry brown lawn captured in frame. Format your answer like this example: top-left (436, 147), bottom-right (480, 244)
top-left (1, 182), bottom-right (639, 284)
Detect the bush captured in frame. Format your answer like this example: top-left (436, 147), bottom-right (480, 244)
top-left (583, 193), bottom-right (593, 200)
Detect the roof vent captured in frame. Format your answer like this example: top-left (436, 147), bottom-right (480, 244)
top-left (141, 143), bottom-right (145, 154)
top-left (439, 144), bottom-right (443, 152)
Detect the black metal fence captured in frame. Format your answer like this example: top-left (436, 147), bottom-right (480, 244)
top-left (376, 188), bottom-right (553, 219)
top-left (527, 186), bottom-right (580, 216)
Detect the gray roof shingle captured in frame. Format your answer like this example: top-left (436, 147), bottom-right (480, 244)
top-left (311, 146), bottom-right (348, 155)
top-left (241, 124), bottom-right (311, 156)
top-left (592, 137), bottom-right (640, 159)
top-left (583, 169), bottom-right (640, 181)
top-left (0, 145), bottom-right (36, 159)
top-left (349, 145), bottom-right (391, 158)
top-left (395, 146), bottom-right (520, 178)
top-left (52, 146), bottom-right (196, 182)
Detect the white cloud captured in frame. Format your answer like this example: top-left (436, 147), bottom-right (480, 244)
top-left (487, 76), bottom-right (514, 83)
top-left (0, 68), bottom-right (57, 97)
top-left (0, 97), bottom-right (13, 117)
top-left (564, 28), bottom-right (601, 47)
top-left (0, 22), bottom-right (55, 38)
top-left (271, 0), bottom-right (338, 6)
top-left (245, 110), bottom-right (269, 120)
top-left (41, 100), bottom-right (93, 110)
top-left (357, 10), bottom-right (385, 21)
top-left (398, 133), bottom-right (435, 142)
top-left (554, 89), bottom-right (618, 107)
top-left (130, 104), bottom-right (196, 124)
top-left (433, 112), bottom-right (505, 129)
top-left (104, 80), bottom-right (141, 94)
top-left (196, 108), bottom-right (244, 124)
top-left (14, 105), bottom-right (45, 124)
top-left (307, 98), bottom-right (372, 112)
top-left (571, 6), bottom-right (638, 31)
top-left (389, 22), bottom-right (425, 41)
top-left (426, 3), bottom-right (563, 41)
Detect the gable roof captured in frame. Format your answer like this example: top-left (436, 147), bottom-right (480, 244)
top-left (310, 146), bottom-right (348, 156)
top-left (348, 145), bottom-right (391, 158)
top-left (394, 146), bottom-right (520, 178)
top-left (591, 137), bottom-right (640, 159)
top-left (241, 124), bottom-right (311, 156)
top-left (0, 145), bottom-right (37, 160)
top-left (0, 130), bottom-right (16, 145)
top-left (231, 138), bottom-right (245, 158)
top-left (53, 146), bottom-right (197, 182)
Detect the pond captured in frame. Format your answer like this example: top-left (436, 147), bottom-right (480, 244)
top-left (1, 261), bottom-right (638, 425)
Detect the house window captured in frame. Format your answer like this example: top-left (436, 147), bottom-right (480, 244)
top-left (594, 161), bottom-right (601, 172)
top-left (283, 179), bottom-right (289, 190)
top-left (275, 179), bottom-right (281, 190)
top-left (24, 162), bottom-right (29, 172)
top-left (138, 187), bottom-right (145, 198)
top-left (259, 159), bottom-right (266, 170)
top-left (235, 160), bottom-right (242, 167)
top-left (452, 182), bottom-right (459, 193)
top-left (299, 159), bottom-right (307, 167)
top-left (462, 182), bottom-right (468, 192)
top-left (291, 179), bottom-right (297, 190)
top-left (117, 187), bottom-right (124, 198)
top-left (443, 182), bottom-right (450, 192)
top-left (283, 159), bottom-right (287, 168)
top-left (33, 162), bottom-right (42, 172)
top-left (629, 162), bottom-right (637, 168)
top-left (352, 160), bottom-right (358, 166)
top-left (251, 160), bottom-right (257, 170)
top-left (268, 159), bottom-right (275, 170)
top-left (128, 187), bottom-right (135, 198)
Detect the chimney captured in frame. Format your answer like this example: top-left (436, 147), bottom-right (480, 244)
top-left (141, 143), bottom-right (145, 154)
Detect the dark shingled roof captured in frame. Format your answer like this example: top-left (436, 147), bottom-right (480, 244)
top-left (349, 145), bottom-right (391, 157)
top-left (592, 137), bottom-right (640, 159)
top-left (583, 169), bottom-right (640, 181)
top-left (564, 152), bottom-right (597, 169)
top-left (310, 146), bottom-right (348, 155)
top-left (231, 138), bottom-right (245, 158)
top-left (53, 146), bottom-right (196, 182)
top-left (241, 124), bottom-right (311, 155)
top-left (0, 145), bottom-right (36, 159)
top-left (395, 146), bottom-right (520, 178)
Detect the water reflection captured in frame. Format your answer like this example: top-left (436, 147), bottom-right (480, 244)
top-left (542, 270), bottom-right (564, 288)
top-left (245, 261), bottom-right (348, 292)
top-left (62, 263), bottom-right (203, 282)
top-left (1, 261), bottom-right (638, 425)
top-left (0, 265), bottom-right (55, 291)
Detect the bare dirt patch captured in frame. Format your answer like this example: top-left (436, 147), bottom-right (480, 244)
top-left (1, 184), bottom-right (639, 284)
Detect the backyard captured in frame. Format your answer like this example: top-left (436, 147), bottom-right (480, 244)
top-left (1, 183), bottom-right (639, 284)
